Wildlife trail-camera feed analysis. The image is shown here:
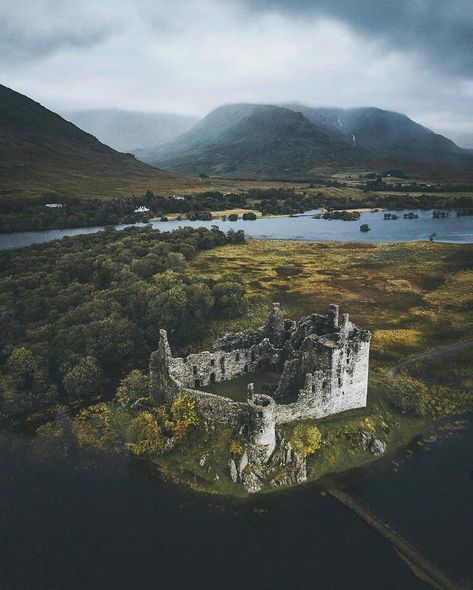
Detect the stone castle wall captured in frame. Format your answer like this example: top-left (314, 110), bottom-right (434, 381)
top-left (149, 303), bottom-right (371, 461)
top-left (168, 338), bottom-right (278, 390)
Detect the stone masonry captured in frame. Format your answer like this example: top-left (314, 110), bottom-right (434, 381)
top-left (149, 303), bottom-right (371, 461)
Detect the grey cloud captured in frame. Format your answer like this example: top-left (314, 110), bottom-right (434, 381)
top-left (1, 0), bottom-right (471, 146)
top-left (0, 1), bottom-right (117, 64)
top-left (240, 0), bottom-right (473, 76)
top-left (0, 27), bottom-right (110, 64)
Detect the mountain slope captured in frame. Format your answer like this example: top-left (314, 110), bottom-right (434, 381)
top-left (63, 109), bottom-right (198, 153)
top-left (285, 104), bottom-right (473, 179)
top-left (0, 85), bottom-right (197, 199)
top-left (145, 102), bottom-right (473, 180)
top-left (287, 105), bottom-right (462, 158)
top-left (142, 104), bottom-right (371, 178)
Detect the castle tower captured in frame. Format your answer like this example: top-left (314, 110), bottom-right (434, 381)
top-left (149, 329), bottom-right (179, 404)
top-left (263, 302), bottom-right (286, 347)
top-left (328, 304), bottom-right (340, 330)
top-left (247, 393), bottom-right (277, 462)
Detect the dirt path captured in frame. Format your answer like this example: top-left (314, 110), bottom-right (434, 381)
top-left (387, 340), bottom-right (473, 377)
top-left (328, 488), bottom-right (471, 590)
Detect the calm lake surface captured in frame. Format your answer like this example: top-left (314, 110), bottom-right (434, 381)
top-left (1, 209), bottom-right (473, 250)
top-left (1, 415), bottom-right (471, 590)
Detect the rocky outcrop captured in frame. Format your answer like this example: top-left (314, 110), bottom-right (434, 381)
top-left (369, 437), bottom-right (386, 455)
top-left (228, 458), bottom-right (239, 483)
top-left (351, 430), bottom-right (386, 455)
top-left (241, 471), bottom-right (263, 494)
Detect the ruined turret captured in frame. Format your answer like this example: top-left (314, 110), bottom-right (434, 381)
top-left (247, 393), bottom-right (277, 462)
top-left (263, 302), bottom-right (286, 347)
top-left (328, 303), bottom-right (340, 330)
top-left (149, 329), bottom-right (179, 404)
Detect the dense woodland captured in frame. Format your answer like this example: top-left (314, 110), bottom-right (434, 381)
top-left (2, 187), bottom-right (473, 233)
top-left (0, 225), bottom-right (247, 420)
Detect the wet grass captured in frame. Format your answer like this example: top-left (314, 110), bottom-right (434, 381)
top-left (202, 371), bottom-right (281, 402)
top-left (190, 239), bottom-right (473, 368)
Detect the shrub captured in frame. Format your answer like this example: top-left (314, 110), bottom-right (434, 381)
top-left (228, 214), bottom-right (238, 221)
top-left (291, 423), bottom-right (322, 458)
top-left (242, 212), bottom-right (257, 220)
top-left (116, 370), bottom-right (149, 407)
top-left (385, 375), bottom-right (427, 416)
top-left (230, 440), bottom-right (245, 456)
top-left (276, 265), bottom-right (301, 277)
top-left (126, 411), bottom-right (166, 456)
top-left (170, 394), bottom-right (199, 441)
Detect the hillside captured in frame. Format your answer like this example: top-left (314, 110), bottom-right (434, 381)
top-left (143, 102), bottom-right (473, 181)
top-left (288, 105), bottom-right (460, 157)
top-left (63, 109), bottom-right (198, 152)
top-left (0, 85), bottom-right (198, 199)
top-left (140, 104), bottom-right (372, 178)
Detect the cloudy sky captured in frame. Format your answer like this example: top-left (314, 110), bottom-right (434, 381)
top-left (2, 0), bottom-right (473, 146)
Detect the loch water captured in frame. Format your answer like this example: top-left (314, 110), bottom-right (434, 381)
top-left (1, 209), bottom-right (473, 250)
top-left (0, 415), bottom-right (471, 590)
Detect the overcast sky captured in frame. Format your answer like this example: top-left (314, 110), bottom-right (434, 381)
top-left (2, 0), bottom-right (473, 146)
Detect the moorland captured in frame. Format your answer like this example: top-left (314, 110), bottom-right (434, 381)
top-left (1, 227), bottom-right (471, 495)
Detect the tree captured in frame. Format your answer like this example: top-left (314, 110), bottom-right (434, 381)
top-left (63, 356), bottom-right (104, 400)
top-left (6, 346), bottom-right (45, 389)
top-left (212, 282), bottom-right (247, 318)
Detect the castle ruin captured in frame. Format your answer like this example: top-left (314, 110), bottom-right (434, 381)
top-left (149, 303), bottom-right (371, 463)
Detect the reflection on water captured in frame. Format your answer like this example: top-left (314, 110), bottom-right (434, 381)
top-left (345, 414), bottom-right (473, 585)
top-left (1, 415), bottom-right (472, 589)
top-left (1, 209), bottom-right (473, 251)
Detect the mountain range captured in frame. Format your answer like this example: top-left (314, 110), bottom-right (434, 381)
top-left (62, 109), bottom-right (198, 153)
top-left (0, 84), bottom-right (197, 199)
top-left (1, 83), bottom-right (472, 201)
top-left (138, 103), bottom-right (473, 180)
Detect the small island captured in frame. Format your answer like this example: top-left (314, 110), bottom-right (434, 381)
top-left (148, 303), bottom-right (371, 493)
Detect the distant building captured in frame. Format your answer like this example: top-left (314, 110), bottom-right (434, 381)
top-left (134, 206), bottom-right (150, 213)
top-left (172, 194), bottom-right (185, 200)
top-left (45, 203), bottom-right (64, 208)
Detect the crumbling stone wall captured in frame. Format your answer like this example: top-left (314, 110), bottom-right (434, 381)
top-left (178, 386), bottom-right (249, 427)
top-left (149, 303), bottom-right (371, 462)
top-left (168, 338), bottom-right (279, 390)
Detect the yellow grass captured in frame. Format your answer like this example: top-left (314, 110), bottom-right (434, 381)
top-left (190, 239), bottom-right (473, 366)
